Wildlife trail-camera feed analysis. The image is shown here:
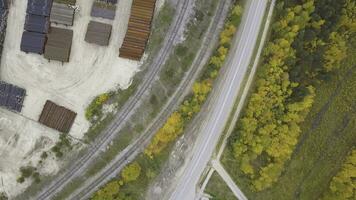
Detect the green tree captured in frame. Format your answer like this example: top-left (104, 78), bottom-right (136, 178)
top-left (121, 162), bottom-right (141, 183)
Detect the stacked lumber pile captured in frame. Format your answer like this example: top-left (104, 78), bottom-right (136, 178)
top-left (39, 100), bottom-right (77, 133)
top-left (119, 0), bottom-right (156, 61)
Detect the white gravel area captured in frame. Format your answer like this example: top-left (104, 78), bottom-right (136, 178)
top-left (0, 109), bottom-right (59, 197)
top-left (0, 0), bottom-right (139, 139)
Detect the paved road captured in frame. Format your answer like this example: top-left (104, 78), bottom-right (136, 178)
top-left (168, 0), bottom-right (268, 199)
top-left (66, 0), bottom-right (230, 199)
top-left (212, 160), bottom-right (247, 200)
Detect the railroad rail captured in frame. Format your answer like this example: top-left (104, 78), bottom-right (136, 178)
top-left (34, 0), bottom-right (193, 199)
top-left (68, 0), bottom-right (230, 198)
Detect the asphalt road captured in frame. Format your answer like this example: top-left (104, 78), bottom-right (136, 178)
top-left (66, 0), bottom-right (231, 199)
top-left (168, 0), bottom-right (268, 199)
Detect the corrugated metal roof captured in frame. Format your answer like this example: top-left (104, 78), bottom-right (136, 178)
top-left (25, 14), bottom-right (50, 33)
top-left (39, 100), bottom-right (77, 133)
top-left (91, 2), bottom-right (116, 20)
top-left (20, 31), bottom-right (46, 54)
top-left (27, 0), bottom-right (53, 17)
top-left (0, 81), bottom-right (26, 112)
top-left (50, 2), bottom-right (75, 26)
top-left (85, 21), bottom-right (112, 46)
top-left (99, 0), bottom-right (118, 4)
top-left (44, 27), bottom-right (73, 62)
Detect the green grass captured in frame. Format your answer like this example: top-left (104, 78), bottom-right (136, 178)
top-left (205, 172), bottom-right (237, 200)
top-left (112, 149), bottom-right (172, 199)
top-left (221, 43), bottom-right (356, 200)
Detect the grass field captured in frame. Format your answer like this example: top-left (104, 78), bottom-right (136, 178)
top-left (221, 42), bottom-right (356, 200)
top-left (205, 172), bottom-right (237, 200)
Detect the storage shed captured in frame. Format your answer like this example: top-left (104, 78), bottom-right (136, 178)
top-left (0, 81), bottom-right (26, 112)
top-left (25, 14), bottom-right (50, 33)
top-left (20, 31), bottom-right (46, 54)
top-left (85, 21), bottom-right (112, 46)
top-left (27, 0), bottom-right (53, 17)
top-left (119, 0), bottom-right (156, 60)
top-left (50, 2), bottom-right (75, 26)
top-left (44, 27), bottom-right (73, 62)
top-left (91, 1), bottom-right (116, 20)
top-left (39, 100), bottom-right (77, 133)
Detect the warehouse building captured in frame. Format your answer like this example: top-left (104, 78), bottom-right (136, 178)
top-left (39, 100), bottom-right (77, 133)
top-left (85, 21), bottom-right (112, 46)
top-left (0, 81), bottom-right (26, 113)
top-left (27, 0), bottom-right (53, 17)
top-left (44, 27), bottom-right (73, 62)
top-left (50, 2), bottom-right (75, 26)
top-left (25, 14), bottom-right (50, 33)
top-left (20, 31), bottom-right (46, 54)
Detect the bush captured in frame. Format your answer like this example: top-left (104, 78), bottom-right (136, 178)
top-left (85, 93), bottom-right (110, 121)
top-left (121, 162), bottom-right (142, 183)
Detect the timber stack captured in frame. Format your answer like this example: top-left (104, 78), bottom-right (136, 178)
top-left (119, 0), bottom-right (156, 61)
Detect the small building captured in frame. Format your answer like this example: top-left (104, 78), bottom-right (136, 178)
top-left (91, 1), bottom-right (116, 20)
top-left (44, 27), bottom-right (73, 62)
top-left (27, 0), bottom-right (53, 17)
top-left (20, 31), bottom-right (46, 54)
top-left (50, 2), bottom-right (75, 26)
top-left (85, 21), bottom-right (112, 46)
top-left (0, 81), bottom-right (26, 112)
top-left (25, 14), bottom-right (50, 33)
top-left (38, 100), bottom-right (77, 133)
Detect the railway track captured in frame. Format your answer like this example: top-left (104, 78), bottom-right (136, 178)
top-left (35, 0), bottom-right (191, 199)
top-left (68, 0), bottom-right (230, 199)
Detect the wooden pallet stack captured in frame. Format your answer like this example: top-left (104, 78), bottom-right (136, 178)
top-left (39, 100), bottom-right (77, 133)
top-left (119, 0), bottom-right (156, 61)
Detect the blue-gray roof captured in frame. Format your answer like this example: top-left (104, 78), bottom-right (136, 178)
top-left (91, 6), bottom-right (116, 20)
top-left (25, 14), bottom-right (50, 33)
top-left (0, 0), bottom-right (8, 10)
top-left (27, 0), bottom-right (53, 17)
top-left (20, 31), bottom-right (46, 54)
top-left (0, 81), bottom-right (26, 112)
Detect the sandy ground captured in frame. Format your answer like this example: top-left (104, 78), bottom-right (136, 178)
top-left (0, 0), bottom-right (139, 139)
top-left (0, 0), bottom-right (142, 197)
top-left (0, 109), bottom-right (60, 197)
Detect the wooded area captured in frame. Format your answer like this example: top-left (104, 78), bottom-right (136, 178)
top-left (228, 0), bottom-right (355, 193)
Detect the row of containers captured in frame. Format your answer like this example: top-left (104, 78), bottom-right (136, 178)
top-left (20, 0), bottom-right (157, 62)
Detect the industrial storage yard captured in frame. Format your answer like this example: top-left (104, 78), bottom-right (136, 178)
top-left (1, 0), bottom-right (139, 139)
top-left (0, 0), bottom-right (162, 196)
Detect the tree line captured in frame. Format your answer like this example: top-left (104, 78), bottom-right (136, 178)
top-left (91, 2), bottom-right (244, 200)
top-left (230, 0), bottom-right (355, 192)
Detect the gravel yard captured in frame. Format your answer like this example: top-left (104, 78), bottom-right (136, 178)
top-left (0, 0), bottom-right (139, 139)
top-left (0, 109), bottom-right (59, 197)
top-left (0, 0), bottom-right (139, 197)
